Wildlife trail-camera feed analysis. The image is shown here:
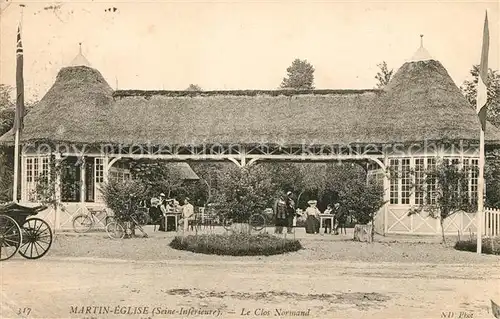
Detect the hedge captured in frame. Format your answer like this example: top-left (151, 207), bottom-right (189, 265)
top-left (454, 237), bottom-right (500, 255)
top-left (169, 232), bottom-right (302, 256)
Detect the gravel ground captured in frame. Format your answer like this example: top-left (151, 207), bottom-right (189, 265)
top-left (47, 227), bottom-right (500, 264)
top-left (2, 256), bottom-right (499, 318)
top-left (3, 227), bottom-right (499, 319)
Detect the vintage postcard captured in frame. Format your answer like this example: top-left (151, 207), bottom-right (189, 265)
top-left (0, 0), bottom-right (499, 318)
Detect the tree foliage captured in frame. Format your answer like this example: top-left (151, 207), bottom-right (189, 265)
top-left (189, 162), bottom-right (229, 206)
top-left (461, 65), bottom-right (500, 127)
top-left (280, 59), bottom-right (315, 90)
top-left (485, 150), bottom-right (500, 208)
top-left (374, 61), bottom-right (393, 89)
top-left (214, 165), bottom-right (277, 223)
top-left (0, 84), bottom-right (38, 202)
top-left (185, 84), bottom-right (202, 92)
top-left (323, 163), bottom-right (385, 237)
top-left (129, 160), bottom-right (184, 199)
top-left (263, 162), bottom-right (327, 208)
top-left (101, 178), bottom-right (146, 222)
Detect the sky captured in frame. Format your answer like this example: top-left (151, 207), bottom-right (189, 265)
top-left (0, 0), bottom-right (499, 101)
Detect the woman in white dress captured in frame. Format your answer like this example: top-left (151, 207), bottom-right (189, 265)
top-left (304, 200), bottom-right (320, 234)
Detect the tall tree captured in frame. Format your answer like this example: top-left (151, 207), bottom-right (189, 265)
top-left (280, 59), bottom-right (315, 90)
top-left (374, 61), bottom-right (393, 89)
top-left (461, 65), bottom-right (500, 127)
top-left (185, 84), bottom-right (202, 91)
top-left (129, 160), bottom-right (184, 199)
top-left (0, 84), bottom-right (14, 136)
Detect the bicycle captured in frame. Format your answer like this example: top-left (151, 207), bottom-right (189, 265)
top-left (106, 199), bottom-right (149, 239)
top-left (218, 212), bottom-right (233, 231)
top-left (249, 212), bottom-right (267, 231)
top-left (72, 207), bottom-right (114, 233)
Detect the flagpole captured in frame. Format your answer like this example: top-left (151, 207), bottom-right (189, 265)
top-left (13, 126), bottom-right (20, 202)
top-left (477, 129), bottom-right (485, 254)
top-left (476, 11), bottom-right (489, 254)
top-left (13, 4), bottom-right (24, 203)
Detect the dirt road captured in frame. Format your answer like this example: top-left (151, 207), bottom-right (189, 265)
top-left (1, 257), bottom-right (499, 319)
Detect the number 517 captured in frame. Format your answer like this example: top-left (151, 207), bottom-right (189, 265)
top-left (18, 307), bottom-right (31, 316)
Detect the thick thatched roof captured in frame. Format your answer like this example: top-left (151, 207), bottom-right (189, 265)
top-left (2, 60), bottom-right (500, 146)
top-left (0, 66), bottom-right (113, 144)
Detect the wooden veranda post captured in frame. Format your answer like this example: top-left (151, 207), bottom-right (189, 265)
top-left (383, 149), bottom-right (390, 235)
top-left (54, 153), bottom-right (62, 232)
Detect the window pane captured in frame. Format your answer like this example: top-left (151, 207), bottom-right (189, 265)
top-left (401, 158), bottom-right (411, 204)
top-left (427, 158), bottom-right (436, 204)
top-left (415, 158), bottom-right (425, 205)
top-left (390, 159), bottom-right (399, 204)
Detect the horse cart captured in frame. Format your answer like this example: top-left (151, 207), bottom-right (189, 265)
top-left (0, 202), bottom-right (53, 261)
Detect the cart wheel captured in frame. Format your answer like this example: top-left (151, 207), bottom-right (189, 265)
top-left (0, 215), bottom-right (22, 261)
top-left (72, 214), bottom-right (93, 233)
top-left (249, 214), bottom-right (265, 231)
top-left (18, 217), bottom-right (52, 260)
top-left (106, 221), bottom-right (125, 239)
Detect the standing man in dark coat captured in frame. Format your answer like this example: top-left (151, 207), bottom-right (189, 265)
top-left (274, 194), bottom-right (287, 234)
top-left (285, 191), bottom-right (296, 234)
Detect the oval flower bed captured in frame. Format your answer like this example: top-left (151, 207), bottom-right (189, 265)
top-left (169, 232), bottom-right (302, 256)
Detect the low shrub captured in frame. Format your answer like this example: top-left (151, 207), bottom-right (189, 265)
top-left (169, 232), bottom-right (302, 256)
top-left (454, 237), bottom-right (500, 255)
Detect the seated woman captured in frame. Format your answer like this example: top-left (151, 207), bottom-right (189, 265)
top-left (305, 200), bottom-right (320, 234)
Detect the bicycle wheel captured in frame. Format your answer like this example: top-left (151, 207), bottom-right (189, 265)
top-left (105, 215), bottom-right (116, 226)
top-left (249, 213), bottom-right (266, 231)
top-left (222, 218), bottom-right (233, 231)
top-left (106, 221), bottom-right (125, 239)
top-left (72, 214), bottom-right (93, 233)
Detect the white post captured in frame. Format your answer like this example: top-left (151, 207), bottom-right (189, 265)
top-left (103, 155), bottom-right (109, 184)
top-left (383, 149), bottom-right (390, 235)
top-left (20, 153), bottom-right (25, 202)
top-left (477, 130), bottom-right (485, 253)
top-left (80, 156), bottom-right (86, 203)
top-left (54, 153), bottom-right (62, 231)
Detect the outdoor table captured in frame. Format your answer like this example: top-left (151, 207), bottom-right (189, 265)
top-left (165, 214), bottom-right (178, 232)
top-left (319, 214), bottom-right (334, 234)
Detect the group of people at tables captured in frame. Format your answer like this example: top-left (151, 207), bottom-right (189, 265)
top-left (275, 191), bottom-right (346, 235)
top-left (147, 191), bottom-right (347, 234)
top-left (148, 193), bottom-right (194, 232)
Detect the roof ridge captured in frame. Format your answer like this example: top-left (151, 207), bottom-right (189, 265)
top-left (112, 89), bottom-right (381, 98)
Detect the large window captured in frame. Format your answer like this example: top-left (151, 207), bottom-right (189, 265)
top-left (389, 159), bottom-right (400, 204)
top-left (401, 158), bottom-right (411, 204)
top-left (414, 158), bottom-right (425, 205)
top-left (109, 161), bottom-right (132, 182)
top-left (24, 156), bottom-right (50, 201)
top-left (465, 159), bottom-right (479, 203)
top-left (388, 157), bottom-right (476, 206)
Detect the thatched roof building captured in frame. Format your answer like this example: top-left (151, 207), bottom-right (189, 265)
top-left (6, 45), bottom-right (498, 236)
top-left (2, 59), bottom-right (499, 146)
